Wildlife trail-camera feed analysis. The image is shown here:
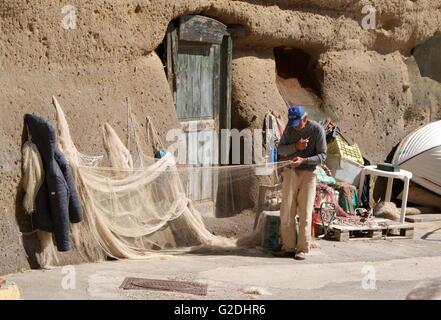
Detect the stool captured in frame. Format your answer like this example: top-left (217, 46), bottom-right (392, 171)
top-left (357, 165), bottom-right (412, 223)
top-left (254, 184), bottom-right (282, 230)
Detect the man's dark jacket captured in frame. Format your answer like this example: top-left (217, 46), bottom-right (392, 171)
top-left (24, 114), bottom-right (83, 251)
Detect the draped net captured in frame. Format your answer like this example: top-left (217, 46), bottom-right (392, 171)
top-left (50, 97), bottom-right (290, 260)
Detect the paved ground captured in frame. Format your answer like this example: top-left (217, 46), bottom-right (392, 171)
top-left (5, 221), bottom-right (441, 300)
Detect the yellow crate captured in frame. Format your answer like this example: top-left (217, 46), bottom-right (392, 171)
top-left (327, 136), bottom-right (364, 165)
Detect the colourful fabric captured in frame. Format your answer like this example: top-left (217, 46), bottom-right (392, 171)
top-left (311, 182), bottom-right (350, 237)
top-left (154, 150), bottom-right (167, 159)
top-left (315, 166), bottom-right (336, 185)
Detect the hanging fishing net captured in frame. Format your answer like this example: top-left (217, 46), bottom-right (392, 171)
top-left (47, 97), bottom-right (291, 261)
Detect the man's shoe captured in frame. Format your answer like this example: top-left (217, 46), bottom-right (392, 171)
top-left (294, 251), bottom-right (306, 260)
top-left (272, 250), bottom-right (295, 258)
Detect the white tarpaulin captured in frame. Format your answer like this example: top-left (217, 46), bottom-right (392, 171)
top-left (392, 120), bottom-right (441, 196)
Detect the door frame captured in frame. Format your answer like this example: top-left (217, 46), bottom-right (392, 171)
top-left (163, 15), bottom-right (232, 216)
top-left (165, 15), bottom-right (232, 134)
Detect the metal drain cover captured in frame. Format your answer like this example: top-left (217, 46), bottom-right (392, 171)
top-left (119, 277), bottom-right (208, 296)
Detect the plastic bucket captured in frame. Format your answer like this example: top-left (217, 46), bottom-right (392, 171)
top-left (326, 154), bottom-right (364, 186)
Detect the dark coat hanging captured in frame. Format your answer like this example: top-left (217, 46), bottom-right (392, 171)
top-left (24, 114), bottom-right (83, 251)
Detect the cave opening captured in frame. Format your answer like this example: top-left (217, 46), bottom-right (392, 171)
top-left (273, 46), bottom-right (324, 120)
top-left (407, 35), bottom-right (441, 122)
top-left (412, 35), bottom-right (441, 84)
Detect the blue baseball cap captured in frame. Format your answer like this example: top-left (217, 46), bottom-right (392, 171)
top-left (287, 105), bottom-right (306, 127)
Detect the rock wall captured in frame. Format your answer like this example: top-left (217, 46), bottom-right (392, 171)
top-left (0, 45), bottom-right (181, 273)
top-left (318, 50), bottom-right (414, 162)
top-left (229, 48), bottom-right (288, 213)
top-left (232, 48), bottom-right (289, 130)
top-left (1, 0), bottom-right (441, 274)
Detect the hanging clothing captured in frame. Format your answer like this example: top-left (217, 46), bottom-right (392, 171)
top-left (264, 112), bottom-right (282, 162)
top-left (24, 114), bottom-right (83, 251)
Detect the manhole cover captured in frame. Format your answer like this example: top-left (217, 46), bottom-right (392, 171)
top-left (119, 277), bottom-right (208, 296)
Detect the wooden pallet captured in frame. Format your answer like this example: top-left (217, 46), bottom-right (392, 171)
top-left (405, 213), bottom-right (441, 223)
top-left (315, 218), bottom-right (414, 241)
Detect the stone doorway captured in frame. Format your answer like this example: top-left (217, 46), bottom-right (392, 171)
top-left (161, 15), bottom-right (233, 217)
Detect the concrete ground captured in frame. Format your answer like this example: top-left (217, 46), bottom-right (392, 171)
top-left (5, 221), bottom-right (441, 300)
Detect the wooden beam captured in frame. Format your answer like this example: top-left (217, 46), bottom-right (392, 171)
top-left (179, 15), bottom-right (227, 44)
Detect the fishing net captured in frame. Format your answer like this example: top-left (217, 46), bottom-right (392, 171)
top-left (50, 97), bottom-right (291, 260)
top-left (22, 140), bottom-right (45, 215)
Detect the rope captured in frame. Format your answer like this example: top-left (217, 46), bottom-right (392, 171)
top-left (127, 97), bottom-right (131, 152)
top-left (19, 215), bottom-right (38, 236)
top-left (146, 116), bottom-right (166, 151)
top-left (126, 98), bottom-right (149, 166)
top-left (20, 230), bottom-right (38, 236)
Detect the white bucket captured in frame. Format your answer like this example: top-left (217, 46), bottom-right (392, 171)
top-left (326, 154), bottom-right (364, 186)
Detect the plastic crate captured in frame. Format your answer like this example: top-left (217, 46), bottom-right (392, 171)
top-left (327, 136), bottom-right (364, 165)
top-left (262, 213), bottom-right (282, 252)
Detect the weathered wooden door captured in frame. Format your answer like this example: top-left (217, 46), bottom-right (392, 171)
top-left (166, 15), bottom-right (232, 216)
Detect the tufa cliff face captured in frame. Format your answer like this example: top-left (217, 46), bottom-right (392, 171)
top-left (1, 1), bottom-right (440, 65)
top-left (0, 0), bottom-right (440, 274)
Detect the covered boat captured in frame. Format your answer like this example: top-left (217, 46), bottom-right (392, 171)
top-left (392, 120), bottom-right (441, 196)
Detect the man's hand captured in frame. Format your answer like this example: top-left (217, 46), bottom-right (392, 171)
top-left (290, 157), bottom-right (307, 168)
top-left (295, 137), bottom-right (310, 151)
